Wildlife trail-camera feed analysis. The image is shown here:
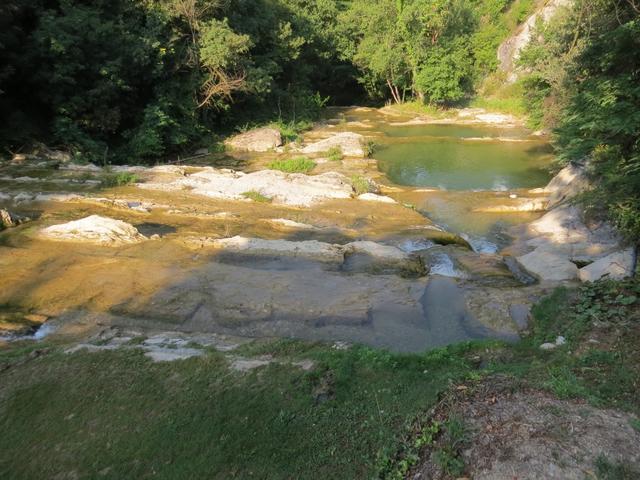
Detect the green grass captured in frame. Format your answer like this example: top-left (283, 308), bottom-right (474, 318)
top-left (0, 342), bottom-right (477, 479)
top-left (351, 175), bottom-right (374, 195)
top-left (1, 279), bottom-right (638, 478)
top-left (326, 146), bottom-right (343, 162)
top-left (268, 157), bottom-right (316, 174)
top-left (491, 279), bottom-right (640, 412)
top-left (595, 454), bottom-right (640, 480)
top-left (271, 120), bottom-right (314, 144)
top-left (101, 172), bottom-right (139, 187)
top-left (241, 190), bottom-right (272, 203)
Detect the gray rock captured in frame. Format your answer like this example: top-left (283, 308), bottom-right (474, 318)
top-left (516, 249), bottom-right (579, 281)
top-left (545, 164), bottom-right (591, 209)
top-left (498, 0), bottom-right (572, 79)
top-left (509, 304), bottom-right (531, 331)
top-left (225, 127), bottom-right (282, 152)
top-left (578, 248), bottom-right (636, 282)
top-left (301, 132), bottom-right (367, 157)
top-left (40, 215), bottom-right (147, 245)
top-left (140, 168), bottom-right (353, 207)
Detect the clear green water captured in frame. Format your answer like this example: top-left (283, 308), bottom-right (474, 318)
top-left (376, 125), bottom-right (553, 190)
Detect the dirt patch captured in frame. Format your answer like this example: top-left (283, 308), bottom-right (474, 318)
top-left (410, 376), bottom-right (640, 479)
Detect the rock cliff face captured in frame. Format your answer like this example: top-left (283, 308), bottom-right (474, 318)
top-left (498, 0), bottom-right (572, 82)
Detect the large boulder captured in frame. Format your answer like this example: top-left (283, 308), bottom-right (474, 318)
top-left (301, 132), bottom-right (367, 157)
top-left (545, 164), bottom-right (591, 209)
top-left (225, 127), bottom-right (282, 152)
top-left (517, 248), bottom-right (579, 282)
top-left (140, 168), bottom-right (353, 207)
top-left (40, 215), bottom-right (147, 245)
top-left (578, 248), bottom-right (636, 282)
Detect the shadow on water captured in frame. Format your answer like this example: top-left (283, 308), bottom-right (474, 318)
top-left (135, 222), bottom-right (177, 237)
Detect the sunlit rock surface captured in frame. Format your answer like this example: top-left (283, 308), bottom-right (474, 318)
top-left (40, 215), bottom-right (147, 245)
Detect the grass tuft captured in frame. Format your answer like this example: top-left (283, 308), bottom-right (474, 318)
top-left (241, 190), bottom-right (272, 203)
top-left (101, 172), bottom-right (139, 187)
top-left (268, 157), bottom-right (316, 174)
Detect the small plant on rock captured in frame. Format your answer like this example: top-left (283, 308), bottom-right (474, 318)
top-left (351, 175), bottom-right (376, 196)
top-left (101, 172), bottom-right (139, 187)
top-left (241, 190), bottom-right (272, 203)
top-left (268, 157), bottom-right (316, 174)
top-left (327, 146), bottom-right (343, 162)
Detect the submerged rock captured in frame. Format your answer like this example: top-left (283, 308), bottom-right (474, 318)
top-left (357, 193), bottom-right (396, 204)
top-left (187, 235), bottom-right (424, 275)
top-left (225, 127), bottom-right (282, 152)
top-left (201, 236), bottom-right (345, 263)
top-left (40, 215), bottom-right (147, 245)
top-left (301, 132), bottom-right (367, 157)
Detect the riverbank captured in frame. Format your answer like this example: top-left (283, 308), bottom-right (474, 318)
top-left (1, 278), bottom-right (638, 479)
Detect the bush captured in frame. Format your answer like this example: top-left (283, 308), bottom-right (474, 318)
top-left (327, 146), bottom-right (343, 162)
top-left (101, 172), bottom-right (139, 187)
top-left (351, 175), bottom-right (375, 195)
top-left (268, 157), bottom-right (316, 174)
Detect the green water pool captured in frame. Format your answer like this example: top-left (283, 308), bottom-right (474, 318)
top-left (376, 124), bottom-right (553, 190)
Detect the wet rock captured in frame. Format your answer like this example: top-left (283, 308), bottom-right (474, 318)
top-left (141, 168), bottom-right (353, 207)
top-left (0, 209), bottom-right (29, 229)
top-left (578, 248), bottom-right (636, 282)
top-left (357, 193), bottom-right (396, 203)
top-left (40, 215), bottom-right (147, 245)
top-left (264, 218), bottom-right (318, 230)
top-left (225, 127), bottom-right (282, 152)
top-left (202, 236), bottom-right (345, 263)
top-left (473, 198), bottom-right (547, 213)
top-left (301, 132), bottom-right (366, 157)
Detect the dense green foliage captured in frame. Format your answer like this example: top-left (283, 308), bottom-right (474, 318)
top-left (519, 1), bottom-right (640, 239)
top-left (1, 0), bottom-right (536, 164)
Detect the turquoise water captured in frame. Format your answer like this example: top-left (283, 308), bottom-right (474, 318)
top-left (376, 125), bottom-right (553, 190)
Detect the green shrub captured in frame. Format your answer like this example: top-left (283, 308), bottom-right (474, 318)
top-left (361, 140), bottom-right (377, 158)
top-left (101, 172), bottom-right (139, 187)
top-left (351, 175), bottom-right (374, 195)
top-left (268, 157), bottom-right (316, 174)
top-left (241, 190), bottom-right (272, 203)
top-left (327, 146), bottom-right (343, 162)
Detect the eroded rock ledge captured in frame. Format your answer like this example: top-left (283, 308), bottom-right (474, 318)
top-left (512, 164), bottom-right (637, 282)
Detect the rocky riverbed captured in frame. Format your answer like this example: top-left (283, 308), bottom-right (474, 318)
top-left (0, 106), bottom-right (636, 351)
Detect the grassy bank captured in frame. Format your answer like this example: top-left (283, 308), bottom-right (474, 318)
top-left (0, 278), bottom-right (638, 479)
